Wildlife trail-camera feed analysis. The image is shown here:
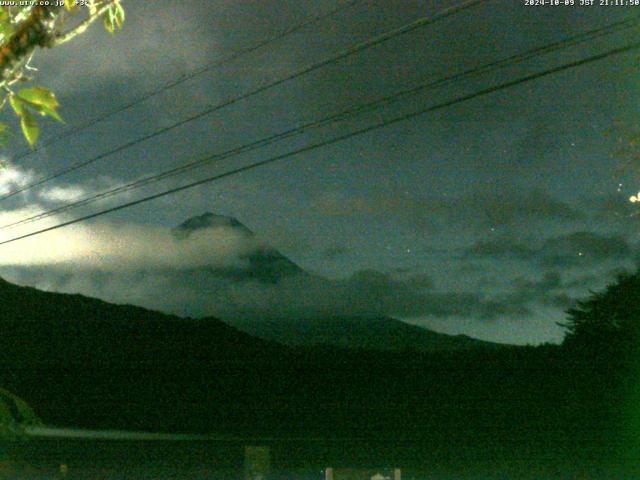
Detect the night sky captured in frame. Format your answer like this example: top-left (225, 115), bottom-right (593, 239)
top-left (0, 0), bottom-right (637, 345)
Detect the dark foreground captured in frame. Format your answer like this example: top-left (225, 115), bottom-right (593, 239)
top-left (2, 435), bottom-right (637, 480)
top-left (0, 278), bottom-right (637, 478)
top-left (2, 343), bottom-right (639, 480)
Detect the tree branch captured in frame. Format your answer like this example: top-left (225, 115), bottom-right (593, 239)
top-left (0, 5), bottom-right (62, 82)
top-left (53, 1), bottom-right (117, 46)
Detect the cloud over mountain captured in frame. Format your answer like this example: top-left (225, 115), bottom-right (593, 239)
top-left (0, 212), bottom-right (533, 324)
top-left (0, 189), bottom-right (633, 346)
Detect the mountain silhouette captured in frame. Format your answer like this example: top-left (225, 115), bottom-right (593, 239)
top-left (173, 212), bottom-right (303, 282)
top-left (226, 315), bottom-right (498, 351)
top-left (0, 275), bottom-right (278, 370)
top-left (174, 213), bottom-right (500, 351)
top-left (0, 275), bottom-right (292, 432)
top-left (0, 275), bottom-right (621, 478)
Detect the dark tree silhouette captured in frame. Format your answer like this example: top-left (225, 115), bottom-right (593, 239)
top-left (559, 269), bottom-right (640, 467)
top-left (560, 269), bottom-right (640, 363)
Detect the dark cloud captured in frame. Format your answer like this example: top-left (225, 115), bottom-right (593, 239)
top-left (512, 271), bottom-right (563, 292)
top-left (311, 188), bottom-right (582, 234)
top-left (322, 244), bottom-right (350, 260)
top-left (594, 194), bottom-right (634, 217)
top-left (562, 267), bottom-right (632, 290)
top-left (398, 272), bottom-right (434, 290)
top-left (474, 300), bottom-right (531, 321)
top-left (337, 271), bottom-right (526, 321)
top-left (513, 121), bottom-right (562, 164)
top-left (544, 293), bottom-right (574, 310)
top-left (588, 194), bottom-right (640, 230)
top-left (464, 231), bottom-right (633, 268)
top-left (540, 231), bottom-right (631, 267)
top-left (488, 271), bottom-right (575, 314)
top-left (1, 256), bottom-right (525, 324)
top-left (463, 190), bottom-right (583, 226)
top-left (464, 238), bottom-right (536, 260)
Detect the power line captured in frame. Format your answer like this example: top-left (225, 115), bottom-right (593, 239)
top-left (1, 40), bottom-right (637, 247)
top-left (3, 16), bottom-right (638, 231)
top-left (0, 0), bottom-right (487, 203)
top-left (7, 0), bottom-right (364, 164)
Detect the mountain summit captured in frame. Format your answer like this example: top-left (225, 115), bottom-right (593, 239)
top-left (173, 212), bottom-right (303, 283)
top-left (173, 212), bottom-right (253, 238)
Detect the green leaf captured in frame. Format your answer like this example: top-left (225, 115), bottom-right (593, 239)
top-left (0, 122), bottom-right (11, 145)
top-left (17, 86), bottom-right (59, 109)
top-left (103, 11), bottom-right (115, 33)
top-left (65, 0), bottom-right (76, 11)
top-left (21, 101), bottom-right (64, 124)
top-left (9, 95), bottom-right (26, 117)
top-left (37, 104), bottom-right (64, 123)
top-left (20, 110), bottom-right (39, 147)
top-left (113, 2), bottom-right (125, 28)
top-left (103, 3), bottom-right (124, 32)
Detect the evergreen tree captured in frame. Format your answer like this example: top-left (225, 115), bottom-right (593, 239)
top-left (560, 269), bottom-right (640, 355)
